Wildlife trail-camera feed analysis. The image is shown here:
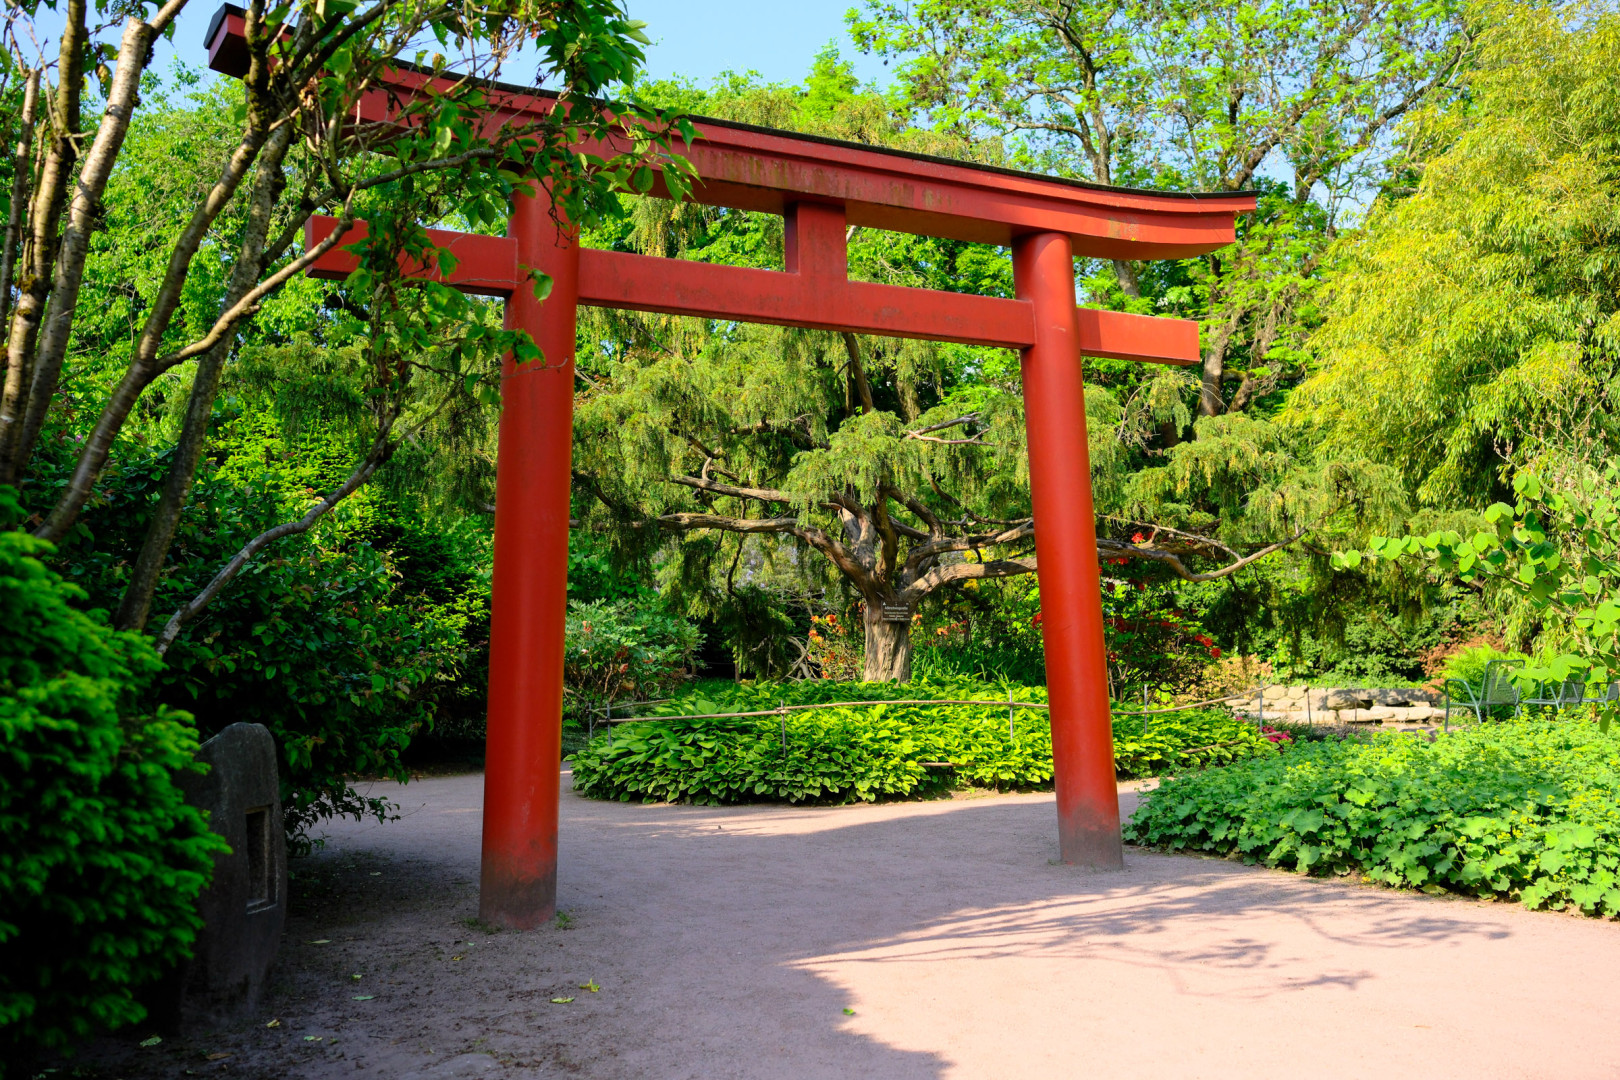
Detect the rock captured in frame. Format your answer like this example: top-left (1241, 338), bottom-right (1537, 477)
top-left (1365, 687), bottom-right (1441, 707)
top-left (149, 723), bottom-right (287, 1032)
top-left (1322, 690), bottom-right (1375, 710)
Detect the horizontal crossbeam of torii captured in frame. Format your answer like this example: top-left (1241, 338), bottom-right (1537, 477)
top-left (207, 6), bottom-right (1254, 929)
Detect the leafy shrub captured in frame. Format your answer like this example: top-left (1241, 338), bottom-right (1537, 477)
top-left (1349, 468), bottom-right (1620, 688)
top-left (37, 428), bottom-right (481, 848)
top-left (0, 494), bottom-right (226, 1067)
top-left (159, 538), bottom-right (465, 847)
top-left (1111, 709), bottom-right (1281, 775)
top-left (1439, 643), bottom-right (1523, 688)
top-left (1125, 720), bottom-right (1620, 916)
top-left (571, 678), bottom-right (1276, 804)
top-left (564, 600), bottom-right (701, 713)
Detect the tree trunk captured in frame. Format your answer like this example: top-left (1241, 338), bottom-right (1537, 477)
top-left (862, 603), bottom-right (913, 682)
top-left (1111, 259), bottom-right (1141, 299)
top-left (1198, 344), bottom-right (1226, 417)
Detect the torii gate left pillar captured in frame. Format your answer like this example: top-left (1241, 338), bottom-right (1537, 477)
top-left (479, 187), bottom-right (578, 924)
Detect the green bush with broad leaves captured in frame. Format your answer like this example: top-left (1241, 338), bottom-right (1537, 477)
top-left (570, 678), bottom-right (1276, 804)
top-left (158, 536), bottom-right (466, 849)
top-left (1126, 721), bottom-right (1620, 916)
top-left (36, 420), bottom-right (483, 851)
top-left (1338, 468), bottom-right (1620, 708)
top-left (564, 599), bottom-right (701, 713)
top-left (0, 489), bottom-right (226, 1069)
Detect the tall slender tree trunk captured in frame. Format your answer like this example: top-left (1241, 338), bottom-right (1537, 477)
top-left (1198, 348), bottom-right (1225, 416)
top-left (862, 602), bottom-right (913, 682)
top-left (0, 1), bottom-right (87, 483)
top-left (1112, 259), bottom-right (1141, 299)
top-left (115, 124), bottom-right (293, 631)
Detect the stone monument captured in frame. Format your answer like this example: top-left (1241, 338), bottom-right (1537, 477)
top-left (149, 722), bottom-right (287, 1031)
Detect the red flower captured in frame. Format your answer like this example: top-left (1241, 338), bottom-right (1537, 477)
top-left (1030, 613), bottom-right (1044, 626)
top-left (1210, 647), bottom-right (1222, 659)
top-left (1132, 532), bottom-right (1147, 544)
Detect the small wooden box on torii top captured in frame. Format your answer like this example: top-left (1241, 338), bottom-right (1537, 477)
top-left (206, 5), bottom-right (1254, 928)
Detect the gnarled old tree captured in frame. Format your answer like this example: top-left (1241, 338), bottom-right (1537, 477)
top-left (571, 65), bottom-right (1381, 683)
top-left (851, 0), bottom-right (1471, 425)
top-left (0, 0), bottom-right (680, 648)
top-left (575, 321), bottom-right (1318, 681)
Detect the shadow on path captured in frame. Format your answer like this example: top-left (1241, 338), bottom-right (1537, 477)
top-left (82, 771), bottom-right (1620, 1080)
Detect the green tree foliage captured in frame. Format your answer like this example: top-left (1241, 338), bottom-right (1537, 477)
top-left (575, 59), bottom-right (1052, 681)
top-left (39, 336), bottom-right (493, 844)
top-left (0, 0), bottom-right (683, 645)
top-left (1296, 0), bottom-right (1620, 507)
top-left (0, 488), bottom-right (225, 1068)
top-left (0, 0), bottom-right (673, 836)
top-left (1301, 3), bottom-right (1620, 666)
top-left (576, 55), bottom-right (1388, 684)
top-left (850, 0), bottom-right (1469, 420)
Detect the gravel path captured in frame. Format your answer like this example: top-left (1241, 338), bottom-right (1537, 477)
top-left (86, 770), bottom-right (1620, 1079)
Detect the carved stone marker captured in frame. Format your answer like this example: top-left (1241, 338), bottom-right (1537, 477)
top-left (155, 722), bottom-right (287, 1030)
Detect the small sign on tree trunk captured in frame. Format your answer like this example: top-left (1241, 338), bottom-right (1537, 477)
top-left (880, 604), bottom-right (912, 623)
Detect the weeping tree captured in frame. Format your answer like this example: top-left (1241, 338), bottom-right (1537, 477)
top-left (569, 60), bottom-right (1394, 683)
top-left (0, 0), bottom-right (683, 646)
top-left (575, 310), bottom-right (1380, 681)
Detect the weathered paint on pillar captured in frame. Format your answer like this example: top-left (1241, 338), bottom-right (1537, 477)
top-left (1012, 230), bottom-right (1126, 870)
top-left (480, 185), bottom-right (578, 926)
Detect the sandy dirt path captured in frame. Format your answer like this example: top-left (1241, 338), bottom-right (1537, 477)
top-left (88, 770), bottom-right (1620, 1079)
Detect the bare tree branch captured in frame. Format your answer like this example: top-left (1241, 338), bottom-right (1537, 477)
top-left (153, 424), bottom-right (396, 656)
top-left (1097, 523), bottom-right (1311, 582)
top-left (901, 554), bottom-right (1039, 603)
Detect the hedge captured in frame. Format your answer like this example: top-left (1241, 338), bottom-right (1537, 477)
top-left (570, 678), bottom-right (1277, 804)
top-left (1, 490), bottom-right (226, 1070)
top-left (1125, 720), bottom-right (1620, 916)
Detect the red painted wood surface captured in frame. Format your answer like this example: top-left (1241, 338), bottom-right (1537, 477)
top-left (208, 7), bottom-right (1251, 260)
top-left (1014, 231), bottom-right (1125, 867)
top-left (477, 187), bottom-right (577, 927)
top-left (304, 213), bottom-right (1200, 364)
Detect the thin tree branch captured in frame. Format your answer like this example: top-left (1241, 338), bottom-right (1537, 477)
top-left (841, 331), bottom-right (875, 415)
top-left (153, 425), bottom-right (396, 656)
top-left (0, 69), bottom-right (40, 334)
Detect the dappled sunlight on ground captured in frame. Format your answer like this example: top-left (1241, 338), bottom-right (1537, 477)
top-left (83, 770), bottom-right (1620, 1079)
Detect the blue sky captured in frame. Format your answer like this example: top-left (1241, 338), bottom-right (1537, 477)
top-left (51, 2), bottom-right (892, 91)
top-left (623, 0), bottom-right (891, 89)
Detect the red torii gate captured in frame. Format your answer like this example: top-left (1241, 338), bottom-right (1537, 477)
top-left (208, 9), bottom-right (1254, 928)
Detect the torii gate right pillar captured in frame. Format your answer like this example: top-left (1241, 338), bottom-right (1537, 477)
top-left (1014, 231), bottom-right (1125, 869)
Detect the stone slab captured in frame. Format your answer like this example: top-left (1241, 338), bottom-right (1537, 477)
top-left (153, 722), bottom-right (288, 1032)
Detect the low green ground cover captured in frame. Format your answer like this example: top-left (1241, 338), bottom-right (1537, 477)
top-left (569, 678), bottom-right (1276, 805)
top-left (1126, 720), bottom-right (1620, 916)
